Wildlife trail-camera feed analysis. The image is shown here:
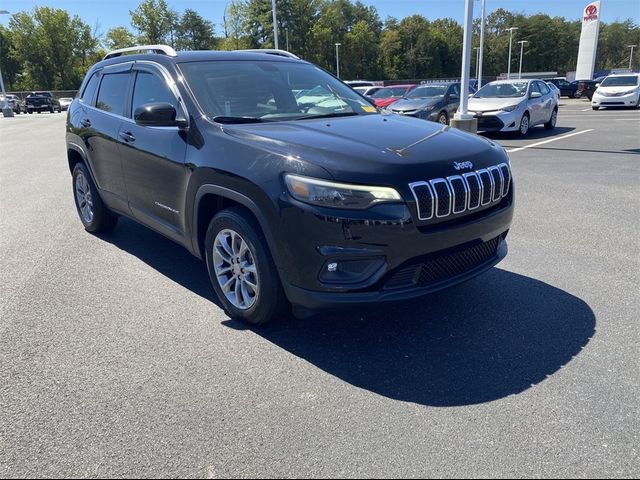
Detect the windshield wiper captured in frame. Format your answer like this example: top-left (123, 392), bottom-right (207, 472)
top-left (212, 116), bottom-right (266, 124)
top-left (294, 112), bottom-right (361, 120)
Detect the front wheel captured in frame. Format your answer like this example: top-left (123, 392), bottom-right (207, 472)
top-left (72, 163), bottom-right (118, 233)
top-left (544, 108), bottom-right (557, 130)
top-left (437, 111), bottom-right (448, 125)
top-left (518, 112), bottom-right (530, 136)
top-left (592, 106), bottom-right (599, 111)
top-left (205, 207), bottom-right (288, 325)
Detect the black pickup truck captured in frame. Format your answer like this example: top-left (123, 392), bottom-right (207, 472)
top-left (25, 91), bottom-right (61, 114)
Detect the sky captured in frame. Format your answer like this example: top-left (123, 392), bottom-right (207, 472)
top-left (1, 0), bottom-right (639, 35)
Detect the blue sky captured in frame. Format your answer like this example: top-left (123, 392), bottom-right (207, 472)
top-left (1, 0), bottom-right (639, 35)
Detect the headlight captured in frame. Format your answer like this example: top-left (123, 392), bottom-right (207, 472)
top-left (284, 174), bottom-right (402, 209)
top-left (501, 105), bottom-right (519, 112)
top-left (620, 89), bottom-right (638, 96)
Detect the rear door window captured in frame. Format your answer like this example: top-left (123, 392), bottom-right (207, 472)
top-left (96, 73), bottom-right (131, 116)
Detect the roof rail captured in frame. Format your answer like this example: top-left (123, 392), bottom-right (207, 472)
top-left (103, 45), bottom-right (178, 60)
top-left (235, 49), bottom-right (300, 59)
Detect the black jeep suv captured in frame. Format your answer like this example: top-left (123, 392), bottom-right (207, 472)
top-left (66, 45), bottom-right (514, 324)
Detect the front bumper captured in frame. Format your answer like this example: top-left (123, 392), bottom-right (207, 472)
top-left (277, 193), bottom-right (514, 310)
top-left (592, 92), bottom-right (639, 107)
top-left (472, 111), bottom-right (520, 132)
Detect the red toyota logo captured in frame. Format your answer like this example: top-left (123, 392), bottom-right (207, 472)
top-left (586, 4), bottom-right (598, 15)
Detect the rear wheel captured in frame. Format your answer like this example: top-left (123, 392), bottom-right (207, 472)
top-left (544, 108), bottom-right (557, 130)
top-left (205, 207), bottom-right (288, 325)
top-left (72, 163), bottom-right (118, 233)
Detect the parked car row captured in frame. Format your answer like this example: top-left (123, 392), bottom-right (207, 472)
top-left (1, 92), bottom-right (74, 114)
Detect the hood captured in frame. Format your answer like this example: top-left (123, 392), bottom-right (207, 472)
top-left (389, 98), bottom-right (441, 112)
top-left (597, 85), bottom-right (639, 94)
top-left (468, 96), bottom-right (524, 112)
top-left (222, 114), bottom-right (508, 189)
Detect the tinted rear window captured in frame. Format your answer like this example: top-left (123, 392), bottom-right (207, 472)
top-left (81, 74), bottom-right (100, 104)
top-left (96, 73), bottom-right (131, 116)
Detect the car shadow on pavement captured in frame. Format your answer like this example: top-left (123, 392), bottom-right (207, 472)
top-left (225, 268), bottom-right (595, 407)
top-left (481, 126), bottom-right (575, 142)
top-left (102, 219), bottom-right (596, 408)
top-left (100, 217), bottom-right (221, 306)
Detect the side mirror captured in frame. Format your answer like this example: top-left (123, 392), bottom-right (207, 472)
top-left (530, 92), bottom-right (542, 99)
top-left (468, 93), bottom-right (474, 98)
top-left (134, 102), bottom-right (187, 128)
top-left (595, 83), bottom-right (600, 88)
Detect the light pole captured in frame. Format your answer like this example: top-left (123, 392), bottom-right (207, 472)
top-left (335, 43), bottom-right (341, 78)
top-left (0, 9), bottom-right (13, 117)
top-left (477, 0), bottom-right (486, 89)
top-left (506, 27), bottom-right (518, 79)
top-left (271, 0), bottom-right (279, 50)
top-left (285, 27), bottom-right (289, 51)
top-left (518, 40), bottom-right (528, 79)
top-left (453, 0), bottom-right (475, 133)
top-left (628, 45), bottom-right (637, 70)
top-left (474, 46), bottom-right (480, 83)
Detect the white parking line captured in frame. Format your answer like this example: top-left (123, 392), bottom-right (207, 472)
top-left (506, 129), bottom-right (594, 153)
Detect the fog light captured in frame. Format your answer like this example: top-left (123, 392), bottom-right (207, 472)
top-left (319, 257), bottom-right (386, 286)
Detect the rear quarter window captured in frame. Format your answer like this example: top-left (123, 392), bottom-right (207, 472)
top-left (96, 73), bottom-right (131, 116)
top-left (81, 73), bottom-right (100, 105)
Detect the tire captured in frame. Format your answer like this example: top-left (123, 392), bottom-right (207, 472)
top-left (437, 111), bottom-right (448, 125)
top-left (205, 207), bottom-right (288, 325)
top-left (592, 106), bottom-right (599, 111)
top-left (544, 108), bottom-right (557, 130)
top-left (49, 106), bottom-right (54, 113)
top-left (72, 163), bottom-right (118, 233)
top-left (517, 112), bottom-right (530, 136)
top-left (28, 109), bottom-right (32, 114)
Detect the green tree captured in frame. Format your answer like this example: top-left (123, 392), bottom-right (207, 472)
top-left (176, 9), bottom-right (216, 50)
top-left (8, 7), bottom-right (100, 90)
top-left (105, 26), bottom-right (136, 50)
top-left (130, 0), bottom-right (178, 46)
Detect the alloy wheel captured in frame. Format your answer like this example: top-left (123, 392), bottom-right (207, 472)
top-left (213, 229), bottom-right (259, 310)
top-left (520, 115), bottom-right (529, 135)
top-left (75, 172), bottom-right (94, 223)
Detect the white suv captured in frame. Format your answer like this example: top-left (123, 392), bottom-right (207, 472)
top-left (592, 74), bottom-right (640, 110)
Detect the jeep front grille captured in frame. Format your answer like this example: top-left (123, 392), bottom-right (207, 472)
top-left (409, 163), bottom-right (511, 221)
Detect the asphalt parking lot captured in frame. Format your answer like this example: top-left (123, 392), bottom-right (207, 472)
top-left (1, 99), bottom-right (639, 478)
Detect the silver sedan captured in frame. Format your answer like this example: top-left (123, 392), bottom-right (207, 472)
top-left (468, 79), bottom-right (559, 135)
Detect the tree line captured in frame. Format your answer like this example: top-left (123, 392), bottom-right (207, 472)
top-left (1, 0), bottom-right (638, 91)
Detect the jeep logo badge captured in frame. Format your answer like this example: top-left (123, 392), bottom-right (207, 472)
top-left (453, 161), bottom-right (473, 171)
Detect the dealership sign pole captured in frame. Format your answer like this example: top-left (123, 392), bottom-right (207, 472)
top-left (452, 0), bottom-right (477, 133)
top-left (506, 27), bottom-right (518, 79)
top-left (575, 1), bottom-right (601, 80)
top-left (518, 40), bottom-right (528, 79)
top-left (0, 9), bottom-right (13, 117)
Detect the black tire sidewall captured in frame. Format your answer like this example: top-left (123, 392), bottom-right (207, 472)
top-left (72, 163), bottom-right (117, 233)
top-left (205, 208), bottom-right (286, 325)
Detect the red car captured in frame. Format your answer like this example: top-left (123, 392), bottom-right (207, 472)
top-left (371, 84), bottom-right (417, 108)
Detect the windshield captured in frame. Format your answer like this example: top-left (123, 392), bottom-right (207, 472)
top-left (371, 87), bottom-right (409, 99)
top-left (406, 85), bottom-right (448, 99)
top-left (178, 60), bottom-right (376, 122)
top-left (600, 76), bottom-right (638, 87)
top-left (474, 82), bottom-right (528, 98)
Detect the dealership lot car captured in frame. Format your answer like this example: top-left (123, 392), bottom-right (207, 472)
top-left (26, 91), bottom-right (61, 113)
top-left (591, 74), bottom-right (640, 109)
top-left (390, 82), bottom-right (472, 124)
top-left (371, 84), bottom-right (417, 108)
top-left (469, 79), bottom-right (558, 135)
top-left (66, 45), bottom-right (513, 325)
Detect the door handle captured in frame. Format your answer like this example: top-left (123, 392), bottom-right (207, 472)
top-left (80, 118), bottom-right (91, 128)
top-left (119, 131), bottom-right (135, 143)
